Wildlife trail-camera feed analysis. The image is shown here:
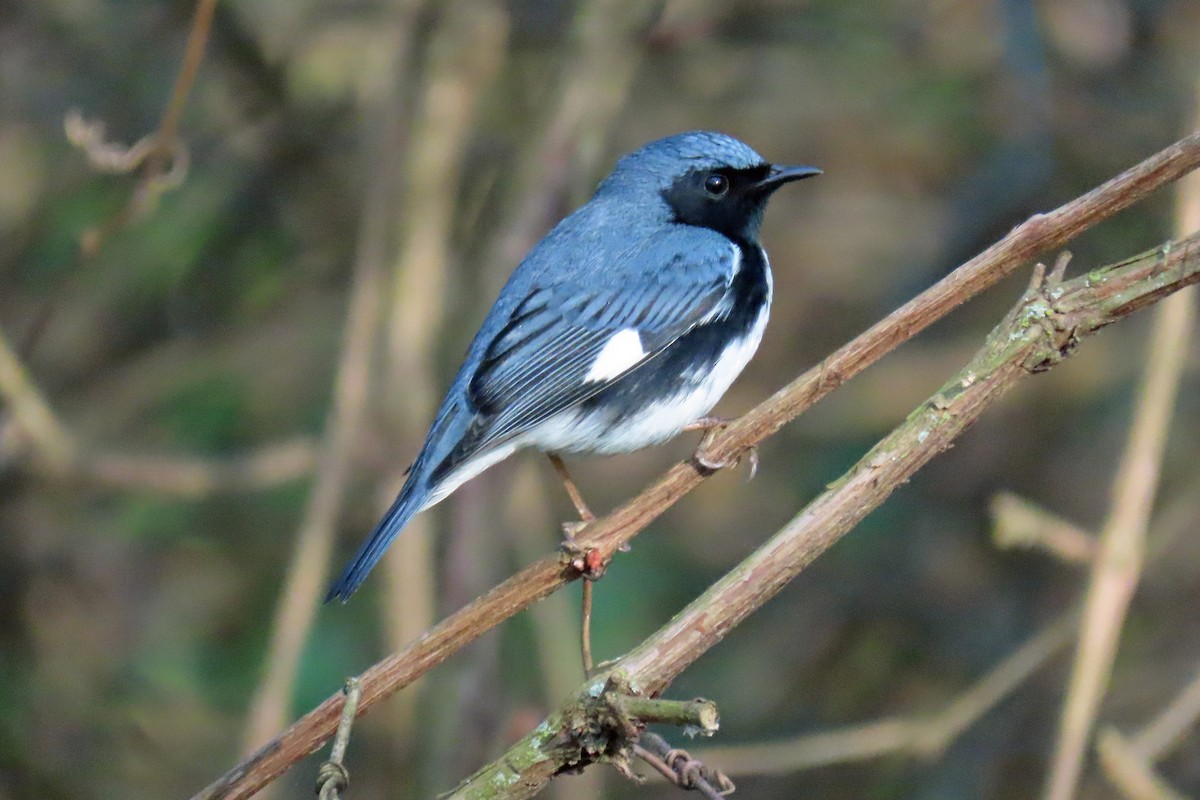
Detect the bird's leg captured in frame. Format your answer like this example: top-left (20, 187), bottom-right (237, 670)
top-left (546, 452), bottom-right (605, 676)
top-left (687, 415), bottom-right (759, 479)
top-left (546, 454), bottom-right (609, 575)
top-left (547, 452), bottom-right (595, 541)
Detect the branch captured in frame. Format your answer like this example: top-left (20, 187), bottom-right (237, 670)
top-left (66, 440), bottom-right (316, 496)
top-left (191, 132), bottom-right (1200, 800)
top-left (446, 233), bottom-right (1200, 798)
top-left (691, 611), bottom-right (1078, 775)
top-left (64, 0), bottom-right (216, 254)
top-left (649, 457), bottom-right (1197, 780)
top-left (990, 491), bottom-right (1097, 564)
top-left (1097, 664), bottom-right (1200, 800)
top-left (0, 328), bottom-right (76, 471)
top-left (0, 326), bottom-right (317, 494)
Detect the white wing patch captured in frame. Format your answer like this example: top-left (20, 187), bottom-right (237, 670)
top-left (584, 328), bottom-right (645, 382)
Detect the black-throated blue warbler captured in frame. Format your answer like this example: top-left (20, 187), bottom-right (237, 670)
top-left (327, 131), bottom-right (820, 601)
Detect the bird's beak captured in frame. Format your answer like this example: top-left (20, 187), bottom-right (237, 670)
top-left (753, 164), bottom-right (823, 194)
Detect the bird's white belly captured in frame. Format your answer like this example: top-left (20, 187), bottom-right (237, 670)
top-left (525, 303), bottom-right (769, 455)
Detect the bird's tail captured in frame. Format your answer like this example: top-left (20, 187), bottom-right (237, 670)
top-left (324, 472), bottom-right (428, 603)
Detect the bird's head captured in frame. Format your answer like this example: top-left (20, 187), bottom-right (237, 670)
top-left (597, 131), bottom-right (821, 242)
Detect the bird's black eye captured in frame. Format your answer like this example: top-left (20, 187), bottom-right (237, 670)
top-left (703, 173), bottom-right (729, 197)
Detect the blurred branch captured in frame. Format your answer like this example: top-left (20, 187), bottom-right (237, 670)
top-left (239, 55), bottom-right (396, 764)
top-left (990, 491), bottom-right (1097, 564)
top-left (29, 0), bottom-right (218, 363)
top-left (68, 440), bottom-right (316, 496)
top-left (692, 612), bottom-right (1078, 775)
top-left (0, 327), bottom-right (77, 471)
top-left (65, 0), bottom-right (216, 251)
top-left (378, 0), bottom-right (508, 755)
top-left (1043, 117), bottom-right (1200, 800)
top-left (488, 0), bottom-right (662, 271)
top-left (1097, 730), bottom-right (1188, 800)
top-left (150, 0), bottom-right (218, 180)
top-left (191, 131), bottom-right (1200, 800)
top-left (446, 232), bottom-right (1200, 799)
top-left (1128, 666), bottom-right (1200, 760)
top-left (2, 323), bottom-right (316, 493)
top-left (1098, 666), bottom-right (1200, 799)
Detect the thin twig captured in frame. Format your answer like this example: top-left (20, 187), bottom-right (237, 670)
top-left (33, 0), bottom-right (217, 361)
top-left (67, 0), bottom-right (215, 253)
top-left (990, 491), bottom-right (1097, 564)
top-left (315, 679), bottom-right (363, 800)
top-left (1096, 729), bottom-right (1189, 800)
top-left (1130, 666), bottom-right (1200, 760)
top-left (1097, 665), bottom-right (1200, 800)
top-left (1096, 664), bottom-right (1200, 800)
top-left (581, 580), bottom-right (595, 677)
top-left (150, 0), bottom-right (218, 180)
top-left (1094, 666), bottom-right (1200, 797)
top-left (0, 328), bottom-right (77, 471)
top-left (191, 132), bottom-right (1200, 800)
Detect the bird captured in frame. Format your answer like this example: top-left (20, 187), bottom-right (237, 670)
top-left (326, 131), bottom-right (820, 601)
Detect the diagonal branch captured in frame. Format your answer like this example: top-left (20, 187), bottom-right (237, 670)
top-left (445, 232), bottom-right (1200, 799)
top-left (190, 131), bottom-right (1200, 800)
top-left (0, 325), bottom-right (317, 494)
top-left (691, 610), bottom-right (1079, 775)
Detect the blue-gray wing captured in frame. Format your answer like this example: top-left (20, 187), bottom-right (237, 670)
top-left (452, 231), bottom-right (739, 463)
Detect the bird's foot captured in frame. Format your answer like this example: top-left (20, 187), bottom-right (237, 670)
top-left (560, 532), bottom-right (607, 581)
top-left (689, 418), bottom-right (758, 480)
top-left (682, 415), bottom-right (733, 433)
top-left (560, 512), bottom-right (607, 579)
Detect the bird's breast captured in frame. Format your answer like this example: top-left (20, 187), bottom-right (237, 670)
top-left (527, 242), bottom-right (772, 455)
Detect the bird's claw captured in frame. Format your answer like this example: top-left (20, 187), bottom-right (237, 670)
top-left (691, 422), bottom-right (758, 480)
top-left (682, 415), bottom-right (733, 433)
top-left (559, 520), bottom-right (607, 580)
top-left (560, 540), bottom-right (607, 581)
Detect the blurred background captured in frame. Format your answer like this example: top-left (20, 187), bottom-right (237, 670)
top-left (2, 1), bottom-right (1199, 798)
